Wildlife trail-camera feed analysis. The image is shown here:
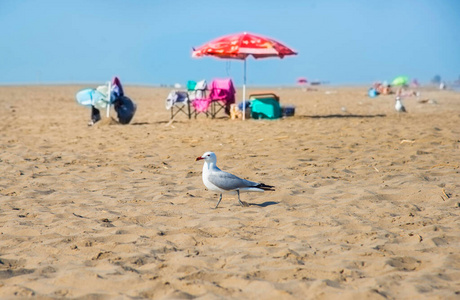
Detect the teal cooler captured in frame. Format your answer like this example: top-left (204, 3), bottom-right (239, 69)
top-left (250, 97), bottom-right (282, 119)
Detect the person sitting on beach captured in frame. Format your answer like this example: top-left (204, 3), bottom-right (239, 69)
top-left (374, 82), bottom-right (392, 95)
top-left (381, 84), bottom-right (392, 95)
top-left (395, 86), bottom-right (419, 98)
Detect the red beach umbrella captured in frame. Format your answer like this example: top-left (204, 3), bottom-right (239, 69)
top-left (297, 77), bottom-right (308, 84)
top-left (192, 32), bottom-right (297, 119)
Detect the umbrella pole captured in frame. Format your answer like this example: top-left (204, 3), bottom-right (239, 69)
top-left (106, 81), bottom-right (111, 118)
top-left (242, 58), bottom-right (246, 120)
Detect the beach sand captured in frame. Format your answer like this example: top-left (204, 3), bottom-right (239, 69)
top-left (0, 85), bottom-right (459, 299)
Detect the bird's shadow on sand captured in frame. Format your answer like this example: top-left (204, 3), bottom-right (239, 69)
top-left (131, 122), bottom-right (151, 125)
top-left (248, 201), bottom-right (279, 207)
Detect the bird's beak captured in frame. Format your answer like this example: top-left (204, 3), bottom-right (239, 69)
top-left (196, 156), bottom-right (204, 161)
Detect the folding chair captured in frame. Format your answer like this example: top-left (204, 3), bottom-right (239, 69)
top-left (189, 80), bottom-right (210, 118)
top-left (188, 80), bottom-right (207, 101)
top-left (208, 78), bottom-right (236, 118)
top-left (165, 90), bottom-right (191, 119)
top-left (187, 80), bottom-right (197, 93)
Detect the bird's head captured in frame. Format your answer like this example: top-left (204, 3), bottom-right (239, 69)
top-left (196, 151), bottom-right (216, 163)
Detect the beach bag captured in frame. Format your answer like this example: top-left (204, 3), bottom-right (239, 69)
top-left (368, 88), bottom-right (378, 98)
top-left (114, 96), bottom-right (137, 124)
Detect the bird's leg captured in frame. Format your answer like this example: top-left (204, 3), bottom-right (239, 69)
top-left (237, 190), bottom-right (244, 207)
top-left (215, 194), bottom-right (222, 209)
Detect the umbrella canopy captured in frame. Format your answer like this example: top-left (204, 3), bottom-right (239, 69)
top-left (192, 32), bottom-right (297, 119)
top-left (192, 32), bottom-right (296, 59)
top-left (392, 76), bottom-right (409, 86)
top-left (297, 77), bottom-right (308, 84)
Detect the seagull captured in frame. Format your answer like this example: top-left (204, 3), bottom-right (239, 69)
top-left (395, 97), bottom-right (407, 113)
top-left (196, 151), bottom-right (275, 208)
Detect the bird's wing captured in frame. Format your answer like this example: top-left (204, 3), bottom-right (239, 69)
top-left (207, 169), bottom-right (257, 191)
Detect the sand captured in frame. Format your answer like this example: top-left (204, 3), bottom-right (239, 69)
top-left (0, 85), bottom-right (459, 299)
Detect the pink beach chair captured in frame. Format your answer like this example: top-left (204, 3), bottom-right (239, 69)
top-left (190, 80), bottom-right (210, 118)
top-left (208, 78), bottom-right (235, 118)
top-left (192, 78), bottom-right (235, 118)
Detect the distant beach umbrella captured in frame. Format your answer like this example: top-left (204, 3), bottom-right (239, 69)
top-left (392, 76), bottom-right (409, 86)
top-left (192, 32), bottom-right (297, 119)
top-left (297, 77), bottom-right (308, 84)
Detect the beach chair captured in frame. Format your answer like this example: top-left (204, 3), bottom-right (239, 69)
top-left (187, 80), bottom-right (197, 91)
top-left (165, 90), bottom-right (191, 119)
top-left (188, 80), bottom-right (207, 101)
top-left (249, 93), bottom-right (282, 119)
top-left (208, 78), bottom-right (236, 118)
top-left (190, 80), bottom-right (210, 118)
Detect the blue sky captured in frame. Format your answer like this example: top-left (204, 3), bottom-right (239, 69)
top-left (1, 0), bottom-right (459, 86)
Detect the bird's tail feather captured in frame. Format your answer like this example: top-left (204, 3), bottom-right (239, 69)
top-left (256, 183), bottom-right (275, 191)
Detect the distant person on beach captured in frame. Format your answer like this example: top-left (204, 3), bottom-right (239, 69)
top-left (77, 77), bottom-right (137, 126)
top-left (372, 82), bottom-right (392, 95)
top-left (88, 95), bottom-right (136, 126)
top-left (89, 105), bottom-right (101, 126)
top-left (395, 86), bottom-right (419, 98)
